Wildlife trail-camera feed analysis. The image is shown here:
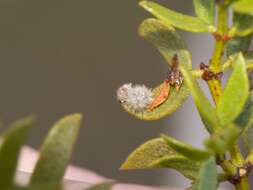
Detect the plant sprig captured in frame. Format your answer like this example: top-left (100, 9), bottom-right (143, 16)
top-left (117, 0), bottom-right (253, 189)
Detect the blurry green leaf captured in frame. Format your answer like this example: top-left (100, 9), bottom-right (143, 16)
top-left (234, 13), bottom-right (253, 36)
top-left (235, 91), bottom-right (253, 128)
top-left (139, 1), bottom-right (216, 33)
top-left (192, 157), bottom-right (217, 190)
top-left (30, 114), bottom-right (82, 185)
top-left (245, 51), bottom-right (253, 64)
top-left (236, 92), bottom-right (253, 152)
top-left (233, 0), bottom-right (253, 14)
top-left (14, 183), bottom-right (61, 190)
top-left (161, 134), bottom-right (211, 161)
top-left (227, 12), bottom-right (253, 56)
top-left (150, 155), bottom-right (201, 180)
top-left (226, 36), bottom-right (252, 57)
top-left (0, 116), bottom-right (34, 189)
top-left (139, 18), bottom-right (191, 67)
top-left (180, 64), bottom-right (219, 133)
top-left (84, 182), bottom-right (115, 190)
top-left (120, 138), bottom-right (175, 169)
top-left (122, 82), bottom-right (189, 120)
top-left (216, 53), bottom-right (249, 127)
top-left (193, 0), bottom-right (215, 25)
top-left (205, 124), bottom-right (241, 154)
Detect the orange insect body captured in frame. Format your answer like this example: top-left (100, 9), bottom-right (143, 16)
top-left (148, 81), bottom-right (170, 111)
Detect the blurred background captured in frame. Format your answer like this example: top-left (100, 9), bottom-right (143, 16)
top-left (0, 0), bottom-right (249, 189)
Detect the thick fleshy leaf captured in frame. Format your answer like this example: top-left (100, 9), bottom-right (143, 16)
top-left (192, 157), bottom-right (217, 190)
top-left (180, 64), bottom-right (219, 133)
top-left (139, 1), bottom-right (216, 33)
top-left (121, 19), bottom-right (191, 120)
top-left (216, 53), bottom-right (249, 127)
top-left (0, 116), bottom-right (34, 189)
top-left (193, 0), bottom-right (215, 25)
top-left (121, 82), bottom-right (189, 120)
top-left (139, 18), bottom-right (191, 67)
top-left (161, 134), bottom-right (211, 161)
top-left (30, 114), bottom-right (82, 185)
top-left (234, 13), bottom-right (253, 36)
top-left (233, 0), bottom-right (253, 14)
top-left (205, 124), bottom-right (241, 154)
top-left (84, 182), bottom-right (115, 190)
top-left (150, 155), bottom-right (201, 180)
top-left (120, 138), bottom-right (175, 169)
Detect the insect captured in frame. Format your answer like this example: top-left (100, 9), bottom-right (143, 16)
top-left (117, 83), bottom-right (154, 113)
top-left (148, 54), bottom-right (183, 111)
top-left (200, 62), bottom-right (223, 81)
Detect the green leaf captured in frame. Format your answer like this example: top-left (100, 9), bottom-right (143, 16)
top-left (227, 12), bottom-right (253, 56)
top-left (205, 124), bottom-right (241, 154)
top-left (139, 18), bottom-right (191, 67)
top-left (30, 114), bottom-right (82, 185)
top-left (193, 0), bottom-right (215, 25)
top-left (161, 134), bottom-right (211, 161)
top-left (120, 18), bottom-right (191, 120)
top-left (180, 64), bottom-right (219, 133)
top-left (245, 51), bottom-right (253, 64)
top-left (233, 0), bottom-right (253, 14)
top-left (192, 157), bottom-right (217, 190)
top-left (84, 182), bottom-right (115, 190)
top-left (226, 35), bottom-right (252, 57)
top-left (120, 138), bottom-right (175, 169)
top-left (235, 91), bottom-right (253, 128)
top-left (0, 116), bottom-right (34, 189)
top-left (150, 155), bottom-right (201, 180)
top-left (139, 1), bottom-right (216, 33)
top-left (14, 184), bottom-right (61, 190)
top-left (216, 53), bottom-right (249, 127)
top-left (234, 13), bottom-right (253, 36)
top-left (236, 92), bottom-right (253, 152)
top-left (121, 82), bottom-right (189, 120)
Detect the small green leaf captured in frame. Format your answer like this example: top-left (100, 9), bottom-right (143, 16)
top-left (150, 155), bottom-right (201, 180)
top-left (84, 182), bottom-right (115, 190)
top-left (234, 13), bottom-right (253, 36)
top-left (0, 116), bottom-right (34, 189)
top-left (227, 12), bottom-right (253, 56)
top-left (161, 134), bottom-right (211, 161)
top-left (120, 138), bottom-right (174, 169)
top-left (139, 1), bottom-right (216, 33)
top-left (139, 18), bottom-right (191, 67)
top-left (226, 36), bottom-right (252, 57)
top-left (205, 124), bottom-right (241, 154)
top-left (193, 0), bottom-right (215, 25)
top-left (121, 82), bottom-right (189, 120)
top-left (233, 0), bottom-right (253, 14)
top-left (216, 53), bottom-right (249, 127)
top-left (192, 157), bottom-right (217, 190)
top-left (180, 64), bottom-right (219, 133)
top-left (30, 114), bottom-right (82, 185)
